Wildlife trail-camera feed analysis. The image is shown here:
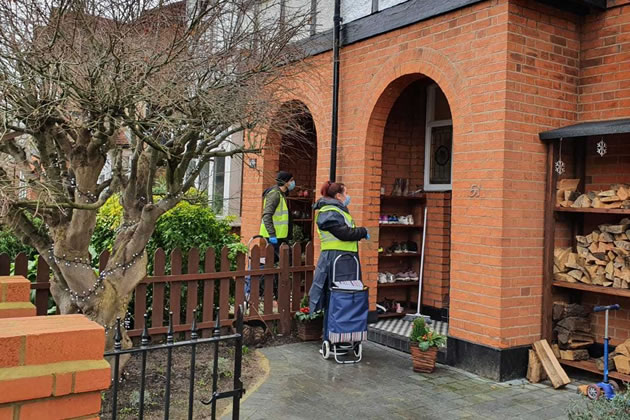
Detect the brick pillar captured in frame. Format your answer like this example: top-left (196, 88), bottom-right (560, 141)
top-left (0, 276), bottom-right (36, 318)
top-left (0, 276), bottom-right (110, 420)
top-left (423, 192), bottom-right (452, 310)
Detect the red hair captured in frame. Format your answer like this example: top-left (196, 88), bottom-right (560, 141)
top-left (320, 181), bottom-right (345, 198)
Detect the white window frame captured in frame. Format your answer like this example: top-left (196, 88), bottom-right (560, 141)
top-left (210, 155), bottom-right (230, 216)
top-left (424, 84), bottom-right (453, 191)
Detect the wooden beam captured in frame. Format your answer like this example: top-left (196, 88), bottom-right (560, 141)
top-left (533, 340), bottom-right (571, 389)
top-left (542, 141), bottom-right (558, 342)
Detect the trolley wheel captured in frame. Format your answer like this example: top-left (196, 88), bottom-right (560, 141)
top-left (321, 341), bottom-right (331, 360)
top-left (353, 343), bottom-right (362, 358)
top-left (609, 380), bottom-right (620, 394)
top-left (586, 384), bottom-right (603, 400)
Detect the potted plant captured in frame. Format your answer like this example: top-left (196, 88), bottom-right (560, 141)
top-left (409, 317), bottom-right (446, 373)
top-left (295, 294), bottom-right (323, 341)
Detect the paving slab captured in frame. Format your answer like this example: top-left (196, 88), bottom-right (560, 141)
top-left (225, 341), bottom-right (585, 420)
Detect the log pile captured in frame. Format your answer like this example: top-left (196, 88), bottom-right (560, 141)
top-left (553, 302), bottom-right (594, 351)
top-left (556, 179), bottom-right (630, 209)
top-left (553, 218), bottom-right (630, 288)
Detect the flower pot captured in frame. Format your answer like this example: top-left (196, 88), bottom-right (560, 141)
top-left (410, 345), bottom-right (438, 373)
top-left (297, 318), bottom-right (323, 341)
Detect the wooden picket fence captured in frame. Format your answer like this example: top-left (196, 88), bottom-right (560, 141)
top-left (0, 242), bottom-right (315, 337)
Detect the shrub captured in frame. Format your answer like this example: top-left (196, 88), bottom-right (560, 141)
top-left (92, 195), bottom-right (242, 271)
top-left (0, 227), bottom-right (36, 259)
top-left (567, 387), bottom-right (630, 419)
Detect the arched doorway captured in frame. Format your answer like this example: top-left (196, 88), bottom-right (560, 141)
top-left (267, 101), bottom-right (318, 244)
top-left (370, 75), bottom-right (453, 336)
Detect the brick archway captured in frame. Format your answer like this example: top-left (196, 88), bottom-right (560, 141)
top-left (240, 94), bottom-right (324, 242)
top-left (355, 46), bottom-right (471, 314)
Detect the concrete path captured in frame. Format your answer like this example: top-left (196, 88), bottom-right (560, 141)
top-left (228, 342), bottom-right (584, 420)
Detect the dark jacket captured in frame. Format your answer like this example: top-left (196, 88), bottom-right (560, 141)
top-left (261, 186), bottom-right (291, 239)
top-left (309, 198), bottom-right (367, 313)
top-left (313, 197), bottom-right (367, 241)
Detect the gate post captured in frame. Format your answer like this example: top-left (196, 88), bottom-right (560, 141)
top-left (278, 244), bottom-right (291, 335)
top-left (0, 276), bottom-right (110, 419)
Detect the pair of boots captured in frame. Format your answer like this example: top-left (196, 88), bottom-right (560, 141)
top-left (392, 178), bottom-right (409, 196)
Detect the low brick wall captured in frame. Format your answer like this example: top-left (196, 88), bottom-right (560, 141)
top-left (0, 276), bottom-right (110, 419)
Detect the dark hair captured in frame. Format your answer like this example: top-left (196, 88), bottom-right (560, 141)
top-left (320, 181), bottom-right (345, 198)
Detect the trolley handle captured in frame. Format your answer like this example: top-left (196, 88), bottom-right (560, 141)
top-left (332, 253), bottom-right (360, 283)
top-left (594, 304), bottom-right (621, 312)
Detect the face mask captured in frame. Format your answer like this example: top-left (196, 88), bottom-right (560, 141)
top-left (287, 180), bottom-right (296, 191)
top-left (343, 195), bottom-right (351, 206)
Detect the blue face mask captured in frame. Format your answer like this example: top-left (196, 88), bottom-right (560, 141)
top-left (287, 180), bottom-right (296, 191)
top-left (343, 195), bottom-right (351, 206)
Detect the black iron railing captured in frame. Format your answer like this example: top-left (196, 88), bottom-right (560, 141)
top-left (104, 305), bottom-right (245, 420)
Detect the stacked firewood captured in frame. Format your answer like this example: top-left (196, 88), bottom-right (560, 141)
top-left (553, 302), bottom-right (593, 359)
top-left (554, 218), bottom-right (630, 288)
top-left (556, 179), bottom-right (630, 209)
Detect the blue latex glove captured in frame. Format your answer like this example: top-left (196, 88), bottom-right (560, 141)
top-left (268, 237), bottom-right (278, 245)
top-left (365, 232), bottom-right (371, 240)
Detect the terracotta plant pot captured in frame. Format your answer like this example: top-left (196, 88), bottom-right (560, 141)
top-left (410, 345), bottom-right (438, 373)
top-left (297, 318), bottom-right (323, 341)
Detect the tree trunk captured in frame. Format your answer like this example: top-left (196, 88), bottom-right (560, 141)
top-left (49, 252), bottom-right (149, 374)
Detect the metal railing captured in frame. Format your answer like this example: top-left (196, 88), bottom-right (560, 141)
top-left (104, 305), bottom-right (245, 420)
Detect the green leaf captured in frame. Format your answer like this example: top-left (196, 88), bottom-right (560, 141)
top-left (419, 341), bottom-right (430, 352)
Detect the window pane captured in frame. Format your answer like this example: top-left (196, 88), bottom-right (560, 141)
top-left (430, 125), bottom-right (452, 185)
top-left (212, 157), bottom-right (226, 214)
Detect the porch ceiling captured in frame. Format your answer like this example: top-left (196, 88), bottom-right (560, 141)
top-left (539, 118), bottom-right (630, 141)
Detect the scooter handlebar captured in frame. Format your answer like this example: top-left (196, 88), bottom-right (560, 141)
top-left (594, 304), bottom-right (621, 312)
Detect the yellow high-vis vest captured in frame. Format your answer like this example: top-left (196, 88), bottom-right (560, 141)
top-left (259, 190), bottom-right (289, 239)
top-left (316, 205), bottom-right (358, 252)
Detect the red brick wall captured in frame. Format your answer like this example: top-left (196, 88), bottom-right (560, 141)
top-left (500, 1), bottom-right (581, 347)
top-left (580, 2), bottom-right (630, 120)
top-left (240, 0), bottom-right (630, 350)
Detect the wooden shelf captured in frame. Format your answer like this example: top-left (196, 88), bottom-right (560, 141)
top-left (559, 359), bottom-right (630, 383)
top-left (553, 281), bottom-right (630, 298)
top-left (379, 224), bottom-right (423, 228)
top-left (555, 207), bottom-right (630, 215)
top-left (380, 194), bottom-right (425, 201)
top-left (378, 281), bottom-right (419, 288)
top-left (379, 253), bottom-right (421, 258)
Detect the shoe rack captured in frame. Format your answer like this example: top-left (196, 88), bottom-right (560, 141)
top-left (377, 178), bottom-right (426, 318)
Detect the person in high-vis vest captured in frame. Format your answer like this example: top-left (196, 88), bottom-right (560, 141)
top-left (309, 181), bottom-right (370, 313)
top-left (260, 170), bottom-right (295, 248)
top-left (259, 171), bottom-right (295, 297)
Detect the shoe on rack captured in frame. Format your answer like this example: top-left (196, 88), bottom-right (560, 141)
top-left (407, 271), bottom-right (419, 281)
top-left (407, 241), bottom-right (418, 253)
top-left (398, 216), bottom-right (408, 225)
top-left (396, 303), bottom-right (404, 314)
top-left (406, 214), bottom-right (414, 225)
top-left (400, 242), bottom-right (409, 253)
top-left (378, 247), bottom-right (384, 253)
top-left (402, 178), bottom-right (409, 196)
top-left (391, 242), bottom-right (403, 254)
top-left (395, 272), bottom-right (410, 282)
top-left (392, 178), bottom-right (402, 196)
top-left (386, 272), bottom-right (396, 283)
top-left (378, 273), bottom-right (388, 284)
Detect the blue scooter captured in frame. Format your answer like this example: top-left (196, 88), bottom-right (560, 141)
top-left (586, 304), bottom-right (621, 400)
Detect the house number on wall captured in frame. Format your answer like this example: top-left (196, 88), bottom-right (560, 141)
top-left (470, 184), bottom-right (481, 198)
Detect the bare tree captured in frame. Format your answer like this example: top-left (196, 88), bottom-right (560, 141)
top-left (0, 0), bottom-right (310, 348)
